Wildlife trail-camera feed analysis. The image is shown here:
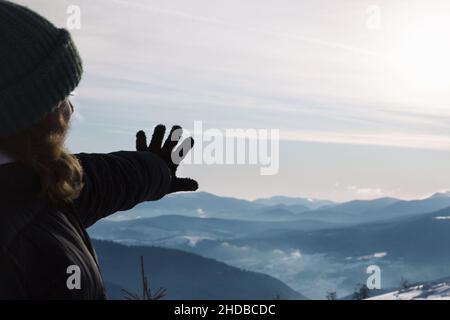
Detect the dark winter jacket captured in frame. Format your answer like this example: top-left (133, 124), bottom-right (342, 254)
top-left (0, 151), bottom-right (171, 299)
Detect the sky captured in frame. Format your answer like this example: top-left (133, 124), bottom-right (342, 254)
top-left (17, 0), bottom-right (450, 201)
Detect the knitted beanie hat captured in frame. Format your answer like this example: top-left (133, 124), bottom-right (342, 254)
top-left (0, 0), bottom-right (83, 137)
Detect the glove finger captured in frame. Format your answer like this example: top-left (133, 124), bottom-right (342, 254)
top-left (136, 130), bottom-right (148, 151)
top-left (150, 124), bottom-right (166, 152)
top-left (172, 137), bottom-right (194, 165)
top-left (162, 125), bottom-right (183, 153)
top-left (170, 178), bottom-right (199, 193)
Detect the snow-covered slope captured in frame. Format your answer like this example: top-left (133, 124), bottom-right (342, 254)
top-left (369, 279), bottom-right (450, 300)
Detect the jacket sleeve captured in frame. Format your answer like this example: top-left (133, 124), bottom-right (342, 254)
top-left (66, 151), bottom-right (172, 228)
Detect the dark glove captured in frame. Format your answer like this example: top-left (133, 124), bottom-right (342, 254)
top-left (136, 124), bottom-right (199, 194)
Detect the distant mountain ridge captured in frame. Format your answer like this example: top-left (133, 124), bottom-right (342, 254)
top-left (108, 191), bottom-right (450, 225)
top-left (88, 214), bottom-right (339, 248)
top-left (323, 197), bottom-right (400, 214)
top-left (109, 192), bottom-right (450, 225)
top-left (229, 206), bottom-right (450, 257)
top-left (429, 191), bottom-right (450, 199)
top-left (253, 195), bottom-right (335, 209)
top-left (118, 192), bottom-right (262, 220)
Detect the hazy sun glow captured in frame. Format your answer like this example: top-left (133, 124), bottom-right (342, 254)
top-left (391, 14), bottom-right (450, 96)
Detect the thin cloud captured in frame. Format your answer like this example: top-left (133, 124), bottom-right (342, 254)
top-left (281, 129), bottom-right (450, 151)
top-left (109, 0), bottom-right (387, 58)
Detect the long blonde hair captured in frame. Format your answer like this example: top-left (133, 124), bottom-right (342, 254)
top-left (0, 100), bottom-right (83, 204)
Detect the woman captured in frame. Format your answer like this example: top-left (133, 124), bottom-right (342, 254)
top-left (0, 1), bottom-right (198, 299)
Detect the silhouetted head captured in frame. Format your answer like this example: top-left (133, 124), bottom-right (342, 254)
top-left (0, 1), bottom-right (84, 204)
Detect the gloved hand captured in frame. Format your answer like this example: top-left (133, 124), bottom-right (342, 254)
top-left (136, 124), bottom-right (198, 194)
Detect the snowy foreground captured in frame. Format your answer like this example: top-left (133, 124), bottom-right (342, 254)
top-left (369, 279), bottom-right (450, 300)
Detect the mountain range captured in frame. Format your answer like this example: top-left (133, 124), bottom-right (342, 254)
top-left (88, 191), bottom-right (450, 299)
top-left (110, 191), bottom-right (450, 225)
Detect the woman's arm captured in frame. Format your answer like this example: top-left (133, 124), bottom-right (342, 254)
top-left (62, 124), bottom-right (198, 228)
top-left (67, 150), bottom-right (172, 228)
